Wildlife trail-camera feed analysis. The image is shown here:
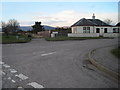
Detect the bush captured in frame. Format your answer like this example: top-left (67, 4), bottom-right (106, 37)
top-left (1, 34), bottom-right (31, 44)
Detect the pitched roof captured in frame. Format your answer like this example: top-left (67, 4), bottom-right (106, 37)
top-left (88, 19), bottom-right (111, 26)
top-left (116, 22), bottom-right (120, 26)
top-left (71, 18), bottom-right (111, 27)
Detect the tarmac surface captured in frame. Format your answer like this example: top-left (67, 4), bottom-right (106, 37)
top-left (1, 38), bottom-right (119, 88)
top-left (93, 46), bottom-right (119, 73)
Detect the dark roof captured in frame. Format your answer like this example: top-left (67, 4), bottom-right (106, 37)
top-left (88, 19), bottom-right (110, 26)
top-left (71, 18), bottom-right (111, 27)
top-left (116, 22), bottom-right (120, 26)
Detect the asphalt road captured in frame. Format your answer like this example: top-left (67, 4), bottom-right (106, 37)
top-left (2, 38), bottom-right (119, 88)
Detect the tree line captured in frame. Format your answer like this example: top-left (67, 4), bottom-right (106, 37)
top-left (1, 20), bottom-right (45, 35)
top-left (1, 18), bottom-right (112, 36)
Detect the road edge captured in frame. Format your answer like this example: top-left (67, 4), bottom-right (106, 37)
top-left (88, 48), bottom-right (120, 80)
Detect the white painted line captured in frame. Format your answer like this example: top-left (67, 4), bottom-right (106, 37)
top-left (2, 71), bottom-right (6, 75)
top-left (15, 74), bottom-right (18, 76)
top-left (0, 61), bottom-right (4, 65)
top-left (11, 79), bottom-right (16, 83)
top-left (27, 82), bottom-right (44, 88)
top-left (15, 73), bottom-right (28, 80)
top-left (0, 71), bottom-right (2, 75)
top-left (0, 71), bottom-right (6, 75)
top-left (41, 52), bottom-right (56, 56)
top-left (8, 77), bottom-right (11, 80)
top-left (3, 64), bottom-right (10, 68)
top-left (9, 69), bottom-right (17, 73)
top-left (17, 86), bottom-right (23, 88)
top-left (32, 51), bottom-right (45, 55)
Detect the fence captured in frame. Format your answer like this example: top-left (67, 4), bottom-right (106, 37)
top-left (37, 31), bottom-right (51, 37)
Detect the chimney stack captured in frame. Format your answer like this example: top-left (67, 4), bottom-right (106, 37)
top-left (92, 13), bottom-right (95, 20)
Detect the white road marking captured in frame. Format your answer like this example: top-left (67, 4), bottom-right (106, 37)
top-left (2, 63), bottom-right (44, 88)
top-left (15, 74), bottom-right (18, 76)
top-left (11, 79), bottom-right (16, 83)
top-left (32, 51), bottom-right (45, 55)
top-left (8, 77), bottom-right (11, 80)
top-left (0, 61), bottom-right (4, 65)
top-left (15, 74), bottom-right (28, 80)
top-left (41, 52), bottom-right (56, 56)
top-left (2, 71), bottom-right (6, 75)
top-left (3, 64), bottom-right (10, 68)
top-left (17, 86), bottom-right (23, 88)
top-left (9, 69), bottom-right (17, 73)
top-left (27, 82), bottom-right (44, 88)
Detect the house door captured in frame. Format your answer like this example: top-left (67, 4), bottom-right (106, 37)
top-left (96, 28), bottom-right (100, 33)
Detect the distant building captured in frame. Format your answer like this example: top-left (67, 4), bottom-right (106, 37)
top-left (68, 14), bottom-right (119, 37)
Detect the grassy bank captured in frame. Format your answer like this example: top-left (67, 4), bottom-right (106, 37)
top-left (45, 37), bottom-right (112, 41)
top-left (1, 34), bottom-right (31, 44)
top-left (111, 48), bottom-right (120, 58)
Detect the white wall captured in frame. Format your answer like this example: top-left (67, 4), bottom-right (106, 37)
top-left (95, 27), bottom-right (113, 33)
top-left (68, 33), bottom-right (119, 37)
top-left (76, 26), bottom-right (83, 33)
top-left (68, 33), bottom-right (99, 37)
top-left (72, 27), bottom-right (77, 33)
top-left (72, 26), bottom-right (95, 33)
top-left (103, 33), bottom-right (119, 37)
top-left (72, 26), bottom-right (114, 34)
top-left (51, 33), bottom-right (55, 37)
top-left (71, 26), bottom-right (119, 37)
top-left (51, 32), bottom-right (58, 37)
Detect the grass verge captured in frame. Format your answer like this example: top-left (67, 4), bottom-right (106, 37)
top-left (111, 48), bottom-right (120, 58)
top-left (1, 34), bottom-right (31, 44)
top-left (45, 37), bottom-right (112, 41)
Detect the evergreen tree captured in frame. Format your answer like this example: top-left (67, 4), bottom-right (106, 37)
top-left (32, 22), bottom-right (44, 33)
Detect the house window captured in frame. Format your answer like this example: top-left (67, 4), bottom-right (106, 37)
top-left (104, 28), bottom-right (107, 33)
top-left (96, 28), bottom-right (100, 33)
top-left (86, 27), bottom-right (90, 33)
top-left (83, 27), bottom-right (86, 30)
top-left (113, 28), bottom-right (119, 33)
top-left (83, 27), bottom-right (86, 33)
top-left (87, 27), bottom-right (90, 30)
top-left (83, 27), bottom-right (90, 33)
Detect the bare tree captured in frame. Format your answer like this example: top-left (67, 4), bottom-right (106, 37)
top-left (1, 19), bottom-right (20, 36)
top-left (1, 21), bottom-right (9, 36)
top-left (104, 19), bottom-right (112, 25)
top-left (7, 19), bottom-right (20, 33)
top-left (1, 21), bottom-right (6, 31)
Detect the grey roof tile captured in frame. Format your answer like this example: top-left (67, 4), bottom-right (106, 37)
top-left (71, 18), bottom-right (111, 27)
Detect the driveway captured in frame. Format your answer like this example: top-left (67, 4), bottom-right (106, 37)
top-left (2, 38), bottom-right (119, 88)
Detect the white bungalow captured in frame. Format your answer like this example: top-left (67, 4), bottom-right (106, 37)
top-left (68, 14), bottom-right (120, 37)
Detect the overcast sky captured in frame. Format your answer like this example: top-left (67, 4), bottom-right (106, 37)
top-left (1, 1), bottom-right (119, 27)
